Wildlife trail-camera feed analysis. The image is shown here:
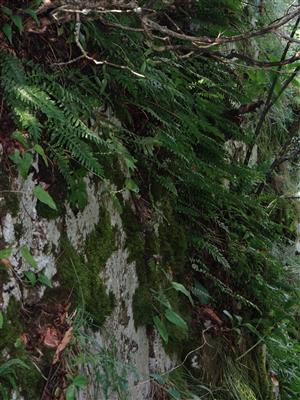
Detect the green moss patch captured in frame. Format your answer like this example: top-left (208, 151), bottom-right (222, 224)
top-left (122, 199), bottom-right (190, 354)
top-left (158, 201), bottom-right (187, 278)
top-left (54, 206), bottom-right (116, 326)
top-left (0, 298), bottom-right (44, 398)
top-left (0, 170), bottom-right (19, 217)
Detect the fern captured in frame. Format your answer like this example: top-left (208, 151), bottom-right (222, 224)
top-left (0, 52), bottom-right (113, 180)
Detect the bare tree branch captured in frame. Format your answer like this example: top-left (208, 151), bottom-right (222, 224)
top-left (143, 6), bottom-right (300, 47)
top-left (244, 16), bottom-right (300, 166)
top-left (73, 12), bottom-right (145, 77)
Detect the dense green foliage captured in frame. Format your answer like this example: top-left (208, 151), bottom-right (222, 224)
top-left (0, 0), bottom-right (300, 399)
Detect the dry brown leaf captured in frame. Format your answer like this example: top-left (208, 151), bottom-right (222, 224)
top-left (52, 327), bottom-right (73, 364)
top-left (20, 332), bottom-right (29, 346)
top-left (43, 326), bottom-right (60, 348)
top-left (0, 258), bottom-right (12, 268)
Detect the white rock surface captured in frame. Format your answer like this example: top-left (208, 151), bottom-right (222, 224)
top-left (0, 173), bottom-right (175, 399)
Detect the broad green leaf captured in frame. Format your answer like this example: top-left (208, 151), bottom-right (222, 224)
top-left (2, 23), bottom-right (12, 44)
top-left (24, 8), bottom-right (39, 24)
top-left (19, 153), bottom-right (33, 179)
top-left (33, 186), bottom-right (57, 210)
top-left (72, 375), bottom-right (88, 387)
top-left (1, 6), bottom-right (12, 16)
top-left (171, 281), bottom-right (194, 306)
top-left (0, 248), bottom-right (12, 259)
top-left (20, 246), bottom-right (38, 269)
top-left (11, 131), bottom-right (29, 149)
top-left (153, 316), bottom-right (168, 343)
top-left (34, 144), bottom-right (48, 166)
top-left (125, 178), bottom-right (139, 193)
top-left (9, 150), bottom-right (33, 179)
top-left (66, 384), bottom-right (76, 400)
top-left (0, 311), bottom-right (3, 329)
top-left (9, 149), bottom-right (21, 164)
top-left (23, 271), bottom-right (37, 286)
top-left (165, 309), bottom-right (188, 331)
top-left (37, 273), bottom-right (53, 288)
top-left (11, 15), bottom-right (22, 32)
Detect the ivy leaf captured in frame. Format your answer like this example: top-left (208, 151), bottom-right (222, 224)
top-left (24, 271), bottom-right (37, 286)
top-left (2, 23), bottom-right (12, 44)
top-left (0, 248), bottom-right (12, 259)
top-left (33, 186), bottom-right (57, 210)
top-left (153, 316), bottom-right (168, 343)
top-left (20, 246), bottom-right (38, 269)
top-left (0, 312), bottom-right (3, 330)
top-left (37, 272), bottom-right (53, 288)
top-left (165, 309), bottom-right (188, 331)
top-left (171, 281), bottom-right (194, 306)
top-left (34, 144), bottom-right (48, 166)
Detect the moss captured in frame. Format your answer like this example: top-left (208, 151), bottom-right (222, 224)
top-left (251, 344), bottom-right (275, 400)
top-left (121, 202), bottom-right (145, 273)
top-left (0, 297), bottom-right (43, 398)
top-left (102, 156), bottom-right (126, 190)
top-left (53, 206), bottom-right (116, 327)
top-left (122, 200), bottom-right (189, 341)
top-left (158, 201), bottom-right (187, 278)
top-left (36, 200), bottom-right (62, 219)
top-left (241, 341), bottom-right (275, 400)
top-left (14, 223), bottom-right (24, 240)
top-left (0, 297), bottom-right (23, 353)
top-left (122, 202), bottom-right (162, 327)
top-left (0, 170), bottom-right (19, 217)
top-left (132, 286), bottom-right (153, 326)
top-left (0, 264), bottom-right (10, 288)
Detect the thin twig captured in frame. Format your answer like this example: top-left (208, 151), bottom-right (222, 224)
top-left (138, 327), bottom-right (212, 386)
top-left (244, 16), bottom-right (300, 166)
top-left (73, 12), bottom-right (144, 77)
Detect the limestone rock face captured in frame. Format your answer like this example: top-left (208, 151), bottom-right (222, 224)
top-left (0, 171), bottom-right (174, 399)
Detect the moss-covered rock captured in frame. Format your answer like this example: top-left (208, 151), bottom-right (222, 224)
top-left (158, 201), bottom-right (187, 278)
top-left (122, 199), bottom-right (190, 354)
top-left (0, 170), bottom-right (19, 217)
top-left (53, 206), bottom-right (116, 327)
top-left (0, 298), bottom-right (44, 399)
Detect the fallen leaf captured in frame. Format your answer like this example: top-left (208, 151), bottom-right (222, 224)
top-left (52, 327), bottom-right (73, 364)
top-left (43, 326), bottom-right (60, 348)
top-left (0, 258), bottom-right (12, 268)
top-left (20, 332), bottom-right (29, 346)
